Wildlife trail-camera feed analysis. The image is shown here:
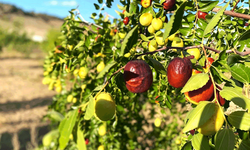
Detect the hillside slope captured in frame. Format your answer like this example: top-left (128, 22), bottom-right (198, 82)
top-left (0, 3), bottom-right (64, 41)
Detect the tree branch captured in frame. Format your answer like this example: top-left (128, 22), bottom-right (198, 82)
top-left (212, 7), bottom-right (250, 20)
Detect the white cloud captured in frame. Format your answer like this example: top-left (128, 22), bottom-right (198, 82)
top-left (49, 0), bottom-right (59, 5)
top-left (47, 0), bottom-right (78, 7)
top-left (61, 1), bottom-right (78, 6)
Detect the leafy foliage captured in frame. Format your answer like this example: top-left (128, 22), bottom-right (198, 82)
top-left (41, 0), bottom-right (250, 150)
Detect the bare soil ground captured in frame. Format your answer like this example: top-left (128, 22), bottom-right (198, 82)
top-left (0, 50), bottom-right (56, 150)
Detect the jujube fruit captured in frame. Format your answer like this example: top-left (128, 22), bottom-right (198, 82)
top-left (141, 0), bottom-right (152, 8)
top-left (124, 60), bottom-right (153, 93)
top-left (184, 77), bottom-right (214, 105)
top-left (197, 11), bottom-right (208, 20)
top-left (167, 57), bottom-right (192, 88)
top-left (209, 86), bottom-right (226, 106)
top-left (197, 103), bottom-right (224, 135)
top-left (123, 17), bottom-right (129, 25)
top-left (95, 92), bottom-right (116, 121)
top-left (162, 0), bottom-right (176, 10)
top-left (139, 13), bottom-right (153, 26)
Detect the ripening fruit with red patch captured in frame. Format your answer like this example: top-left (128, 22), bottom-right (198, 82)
top-left (197, 11), bottom-right (208, 20)
top-left (203, 57), bottom-right (214, 72)
top-left (162, 0), bottom-right (176, 10)
top-left (124, 60), bottom-right (153, 93)
top-left (123, 17), bottom-right (129, 25)
top-left (192, 69), bottom-right (202, 76)
top-left (141, 0), bottom-right (152, 8)
top-left (209, 86), bottom-right (226, 106)
top-left (184, 77), bottom-right (214, 105)
top-left (85, 139), bottom-right (89, 145)
top-left (167, 57), bottom-right (193, 88)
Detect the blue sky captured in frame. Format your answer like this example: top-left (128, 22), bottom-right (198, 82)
top-left (0, 0), bottom-right (121, 23)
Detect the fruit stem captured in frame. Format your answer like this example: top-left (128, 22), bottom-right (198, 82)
top-left (209, 71), bottom-right (230, 127)
top-left (94, 65), bottom-right (125, 99)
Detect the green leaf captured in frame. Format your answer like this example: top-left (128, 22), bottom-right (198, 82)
top-left (231, 63), bottom-right (250, 83)
top-left (47, 110), bottom-right (64, 122)
top-left (92, 85), bottom-right (104, 92)
top-left (84, 96), bottom-right (95, 120)
top-left (236, 29), bottom-right (250, 46)
top-left (199, 1), bottom-right (219, 12)
top-left (120, 25), bottom-right (138, 56)
top-left (183, 101), bottom-right (215, 133)
top-left (96, 61), bottom-right (117, 79)
top-left (148, 57), bottom-right (166, 75)
top-left (228, 111), bottom-right (250, 131)
top-left (215, 129), bottom-right (235, 150)
top-left (181, 141), bottom-right (192, 150)
top-left (59, 109), bottom-right (78, 150)
top-left (220, 87), bottom-right (250, 110)
top-left (227, 54), bottom-right (244, 66)
top-left (98, 0), bottom-right (103, 4)
top-left (77, 123), bottom-right (86, 150)
top-left (179, 27), bottom-right (192, 36)
top-left (197, 19), bottom-right (208, 30)
top-left (74, 41), bottom-right (85, 50)
top-left (203, 2), bottom-right (229, 37)
top-left (94, 3), bottom-right (100, 10)
top-left (163, 1), bottom-right (187, 41)
top-left (181, 73), bottom-right (209, 93)
top-left (140, 34), bottom-right (149, 42)
top-left (191, 133), bottom-right (210, 150)
top-left (117, 4), bottom-right (125, 10)
top-left (239, 140), bottom-right (250, 150)
top-left (129, 1), bottom-right (137, 14)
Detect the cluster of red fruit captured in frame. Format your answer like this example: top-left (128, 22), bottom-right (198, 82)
top-left (167, 56), bottom-right (225, 106)
top-left (123, 56), bottom-right (225, 107)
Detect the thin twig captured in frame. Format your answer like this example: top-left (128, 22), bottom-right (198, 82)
top-left (232, 0), bottom-right (241, 12)
top-left (135, 45), bottom-right (250, 58)
top-left (94, 65), bottom-right (125, 99)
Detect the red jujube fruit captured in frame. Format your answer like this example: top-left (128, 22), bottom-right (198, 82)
top-left (124, 60), bottom-right (153, 93)
top-left (167, 57), bottom-right (192, 88)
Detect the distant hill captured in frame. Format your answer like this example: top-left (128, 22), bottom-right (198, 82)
top-left (0, 2), bottom-right (64, 42)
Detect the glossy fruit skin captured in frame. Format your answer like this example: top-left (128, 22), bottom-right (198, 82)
top-left (154, 118), bottom-right (161, 127)
top-left (151, 18), bottom-right (163, 30)
top-left (185, 78), bottom-right (214, 105)
top-left (155, 32), bottom-right (168, 46)
top-left (85, 139), bottom-right (89, 145)
top-left (197, 103), bottom-right (224, 135)
top-left (141, 0), bottom-right (152, 8)
top-left (197, 11), bottom-right (208, 20)
top-left (97, 61), bottom-right (105, 73)
top-left (209, 86), bottom-right (226, 106)
top-left (167, 57), bottom-right (192, 88)
top-left (98, 145), bottom-right (105, 150)
top-left (124, 60), bottom-right (153, 93)
top-left (123, 17), bottom-right (129, 25)
top-left (95, 92), bottom-right (116, 121)
top-left (139, 13), bottom-right (153, 26)
top-left (98, 124), bottom-right (106, 136)
top-left (168, 32), bottom-right (177, 41)
top-left (148, 24), bottom-right (155, 34)
top-left (171, 38), bottom-right (183, 51)
top-left (148, 41), bottom-right (158, 52)
top-left (192, 69), bottom-right (202, 76)
top-left (162, 0), bottom-right (176, 10)
top-left (118, 32), bottom-right (126, 39)
top-left (187, 48), bottom-right (201, 60)
top-left (203, 57), bottom-right (214, 72)
top-left (78, 67), bottom-right (88, 79)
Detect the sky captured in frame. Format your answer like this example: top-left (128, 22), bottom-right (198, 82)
top-left (0, 0), bottom-right (122, 23)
